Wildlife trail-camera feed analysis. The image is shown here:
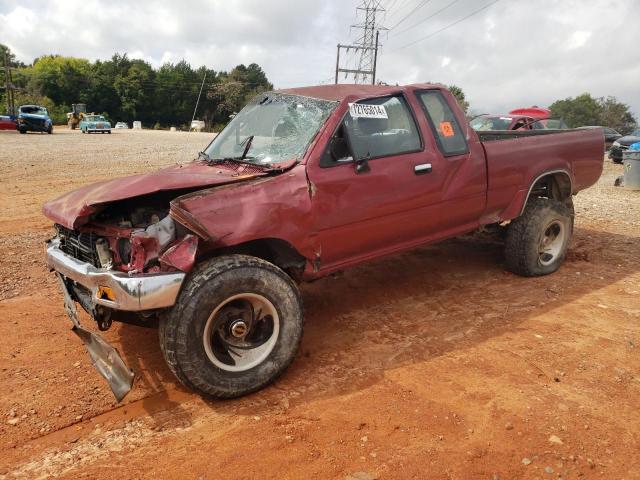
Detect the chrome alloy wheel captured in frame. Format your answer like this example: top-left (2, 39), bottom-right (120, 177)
top-left (538, 220), bottom-right (566, 266)
top-left (203, 293), bottom-right (280, 372)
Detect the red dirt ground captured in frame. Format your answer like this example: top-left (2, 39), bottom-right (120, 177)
top-left (0, 129), bottom-right (638, 479)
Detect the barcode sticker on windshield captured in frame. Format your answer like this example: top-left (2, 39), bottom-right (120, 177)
top-left (349, 103), bottom-right (388, 119)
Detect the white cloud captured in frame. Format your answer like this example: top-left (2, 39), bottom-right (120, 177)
top-left (0, 0), bottom-right (638, 118)
top-left (567, 30), bottom-right (592, 50)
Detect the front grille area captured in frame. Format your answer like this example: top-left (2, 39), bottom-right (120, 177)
top-left (22, 118), bottom-right (46, 129)
top-left (55, 225), bottom-right (100, 267)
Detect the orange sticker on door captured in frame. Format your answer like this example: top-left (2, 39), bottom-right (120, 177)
top-left (439, 121), bottom-right (455, 137)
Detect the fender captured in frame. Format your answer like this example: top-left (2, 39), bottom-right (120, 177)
top-left (170, 164), bottom-right (319, 262)
top-left (498, 168), bottom-right (574, 221)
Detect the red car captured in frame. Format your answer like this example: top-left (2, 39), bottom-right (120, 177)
top-left (43, 83), bottom-right (604, 401)
top-left (0, 115), bottom-right (17, 131)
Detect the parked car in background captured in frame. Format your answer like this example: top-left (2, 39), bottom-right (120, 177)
top-left (17, 105), bottom-right (53, 134)
top-left (578, 126), bottom-right (622, 150)
top-left (470, 114), bottom-right (568, 132)
top-left (609, 129), bottom-right (640, 163)
top-left (470, 114), bottom-right (540, 131)
top-left (509, 106), bottom-right (551, 119)
top-left (114, 122), bottom-right (128, 129)
top-left (80, 115), bottom-right (112, 134)
top-left (509, 107), bottom-right (569, 130)
top-left (0, 115), bottom-right (17, 131)
top-left (190, 119), bottom-right (205, 131)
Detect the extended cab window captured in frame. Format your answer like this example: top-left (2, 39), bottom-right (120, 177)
top-left (322, 95), bottom-right (421, 166)
top-left (417, 91), bottom-right (468, 156)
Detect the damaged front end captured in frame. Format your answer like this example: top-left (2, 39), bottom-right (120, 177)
top-left (46, 204), bottom-right (201, 401)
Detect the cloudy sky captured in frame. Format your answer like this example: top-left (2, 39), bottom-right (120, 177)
top-left (1, 0), bottom-right (638, 116)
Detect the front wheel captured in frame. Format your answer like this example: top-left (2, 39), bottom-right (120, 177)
top-left (504, 198), bottom-right (573, 276)
top-left (47, 125), bottom-right (53, 134)
top-left (159, 255), bottom-right (304, 398)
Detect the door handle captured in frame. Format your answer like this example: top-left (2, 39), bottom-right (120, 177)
top-left (414, 163), bottom-right (432, 175)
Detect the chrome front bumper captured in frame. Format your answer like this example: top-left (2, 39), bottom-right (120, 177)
top-left (46, 238), bottom-right (185, 311)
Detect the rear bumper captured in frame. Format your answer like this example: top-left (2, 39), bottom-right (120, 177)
top-left (46, 238), bottom-right (185, 311)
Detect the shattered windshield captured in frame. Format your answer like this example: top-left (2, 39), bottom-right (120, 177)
top-left (204, 93), bottom-right (337, 165)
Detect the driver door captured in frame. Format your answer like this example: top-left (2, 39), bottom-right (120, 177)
top-left (306, 94), bottom-right (445, 270)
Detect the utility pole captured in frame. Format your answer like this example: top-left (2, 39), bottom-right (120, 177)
top-left (2, 50), bottom-right (16, 116)
top-left (190, 70), bottom-right (207, 130)
top-left (335, 0), bottom-right (386, 85)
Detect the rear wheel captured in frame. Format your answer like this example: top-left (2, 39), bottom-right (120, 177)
top-left (504, 198), bottom-right (573, 276)
top-left (160, 255), bottom-right (304, 398)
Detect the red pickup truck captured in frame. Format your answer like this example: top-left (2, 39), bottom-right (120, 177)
top-left (43, 84), bottom-right (604, 401)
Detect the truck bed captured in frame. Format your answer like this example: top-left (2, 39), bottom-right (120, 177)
top-left (477, 128), bottom-right (604, 224)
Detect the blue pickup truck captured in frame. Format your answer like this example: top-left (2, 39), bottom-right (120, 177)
top-left (17, 105), bottom-right (53, 134)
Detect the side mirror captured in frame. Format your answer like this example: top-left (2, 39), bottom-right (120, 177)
top-left (355, 156), bottom-right (370, 174)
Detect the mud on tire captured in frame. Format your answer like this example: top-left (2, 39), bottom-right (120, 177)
top-left (159, 254), bottom-right (303, 398)
top-left (504, 197), bottom-right (574, 277)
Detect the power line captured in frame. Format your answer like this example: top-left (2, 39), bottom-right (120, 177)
top-left (386, 0), bottom-right (415, 21)
top-left (389, 0), bottom-right (501, 51)
top-left (388, 0), bottom-right (433, 30)
top-left (390, 0), bottom-right (461, 37)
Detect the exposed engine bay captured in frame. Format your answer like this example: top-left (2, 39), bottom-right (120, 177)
top-left (56, 203), bottom-right (198, 275)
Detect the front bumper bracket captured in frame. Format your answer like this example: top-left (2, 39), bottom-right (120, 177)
top-left (56, 274), bottom-right (134, 402)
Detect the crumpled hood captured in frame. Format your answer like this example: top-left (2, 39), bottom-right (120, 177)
top-left (42, 161), bottom-right (267, 229)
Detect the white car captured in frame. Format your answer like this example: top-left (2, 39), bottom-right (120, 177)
top-left (190, 120), bottom-right (205, 131)
top-left (114, 122), bottom-right (129, 129)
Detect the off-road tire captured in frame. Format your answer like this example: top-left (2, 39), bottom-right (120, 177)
top-left (47, 125), bottom-right (53, 134)
top-left (505, 198), bottom-right (573, 277)
top-left (159, 254), bottom-right (304, 398)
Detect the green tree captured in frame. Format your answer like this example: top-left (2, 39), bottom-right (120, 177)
top-left (113, 59), bottom-right (155, 121)
top-left (208, 63), bottom-right (273, 127)
top-left (447, 85), bottom-right (469, 114)
top-left (29, 55), bottom-right (92, 106)
top-left (3, 50), bottom-right (273, 128)
top-left (549, 93), bottom-right (602, 128)
top-left (598, 96), bottom-right (637, 135)
top-left (550, 93), bottom-right (637, 134)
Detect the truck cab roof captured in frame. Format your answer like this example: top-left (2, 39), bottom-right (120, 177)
top-left (278, 83), bottom-right (440, 102)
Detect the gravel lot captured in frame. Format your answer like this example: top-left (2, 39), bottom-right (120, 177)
top-left (0, 127), bottom-right (638, 479)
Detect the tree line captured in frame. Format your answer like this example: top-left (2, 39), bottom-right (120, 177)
top-left (550, 94), bottom-right (637, 134)
top-left (0, 44), bottom-right (272, 130)
top-left (1, 44), bottom-right (636, 133)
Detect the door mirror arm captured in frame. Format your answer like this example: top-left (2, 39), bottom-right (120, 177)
top-left (355, 154), bottom-right (371, 174)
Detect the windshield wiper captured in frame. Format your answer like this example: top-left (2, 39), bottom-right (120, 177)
top-left (197, 151), bottom-right (212, 162)
top-left (240, 135), bottom-right (254, 160)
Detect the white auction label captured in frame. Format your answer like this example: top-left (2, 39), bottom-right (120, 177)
top-left (349, 103), bottom-right (388, 119)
